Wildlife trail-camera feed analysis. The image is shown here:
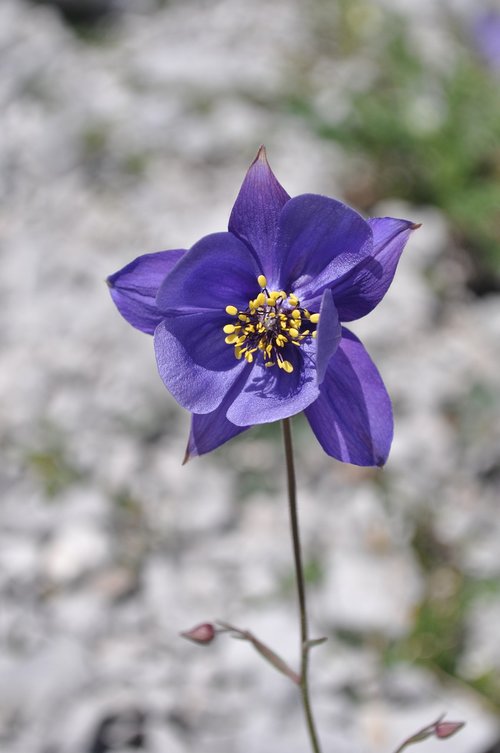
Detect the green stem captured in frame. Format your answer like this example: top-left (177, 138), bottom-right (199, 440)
top-left (282, 418), bottom-right (323, 753)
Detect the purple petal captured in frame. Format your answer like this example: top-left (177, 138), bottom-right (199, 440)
top-left (154, 315), bottom-right (247, 414)
top-left (305, 328), bottom-right (393, 466)
top-left (184, 372), bottom-right (252, 461)
top-left (315, 289), bottom-right (342, 384)
top-left (228, 146), bottom-right (290, 284)
top-left (328, 217), bottom-right (418, 321)
top-left (156, 232), bottom-right (261, 315)
top-left (107, 249), bottom-right (185, 334)
top-left (226, 345), bottom-right (320, 427)
top-left (275, 195), bottom-right (373, 302)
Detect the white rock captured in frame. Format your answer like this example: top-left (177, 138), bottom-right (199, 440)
top-left (323, 549), bottom-right (423, 637)
top-left (42, 523), bottom-right (110, 583)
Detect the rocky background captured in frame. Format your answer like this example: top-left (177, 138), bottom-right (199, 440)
top-left (1, 1), bottom-right (500, 752)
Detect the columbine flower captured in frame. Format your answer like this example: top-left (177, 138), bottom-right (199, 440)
top-left (108, 147), bottom-right (418, 466)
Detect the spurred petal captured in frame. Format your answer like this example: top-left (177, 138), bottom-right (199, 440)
top-left (107, 249), bottom-right (185, 334)
top-left (154, 315), bottom-right (247, 414)
top-left (185, 411), bottom-right (250, 461)
top-left (275, 194), bottom-right (373, 302)
top-left (228, 146), bottom-right (290, 283)
top-left (226, 345), bottom-right (320, 427)
top-left (184, 372), bottom-right (252, 461)
top-left (156, 232), bottom-right (260, 315)
top-left (305, 329), bottom-right (393, 466)
top-left (329, 217), bottom-right (418, 321)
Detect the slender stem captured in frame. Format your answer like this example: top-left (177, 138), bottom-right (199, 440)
top-left (282, 418), bottom-right (323, 753)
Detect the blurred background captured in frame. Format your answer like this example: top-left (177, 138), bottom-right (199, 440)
top-left (1, 0), bottom-right (500, 751)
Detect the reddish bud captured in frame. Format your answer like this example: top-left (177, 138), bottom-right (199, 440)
top-left (434, 720), bottom-right (465, 739)
top-left (180, 622), bottom-right (216, 645)
top-left (394, 715), bottom-right (465, 753)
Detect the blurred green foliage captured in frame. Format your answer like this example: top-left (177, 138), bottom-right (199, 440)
top-left (27, 444), bottom-right (83, 497)
top-left (288, 3), bottom-right (500, 290)
top-left (384, 516), bottom-right (500, 708)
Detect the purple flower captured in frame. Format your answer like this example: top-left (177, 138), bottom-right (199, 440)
top-left (472, 10), bottom-right (500, 72)
top-left (108, 147), bottom-right (418, 466)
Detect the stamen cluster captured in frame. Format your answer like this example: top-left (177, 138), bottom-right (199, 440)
top-left (223, 275), bottom-right (319, 373)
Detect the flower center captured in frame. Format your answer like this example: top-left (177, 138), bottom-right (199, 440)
top-left (223, 275), bottom-right (319, 373)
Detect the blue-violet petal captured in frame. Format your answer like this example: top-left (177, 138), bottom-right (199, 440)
top-left (184, 372), bottom-right (252, 461)
top-left (156, 232), bottom-right (261, 315)
top-left (274, 194), bottom-right (373, 303)
top-left (228, 146), bottom-right (290, 285)
top-left (154, 316), bottom-right (247, 414)
top-left (107, 249), bottom-right (185, 334)
top-left (226, 346), bottom-right (320, 427)
top-left (314, 289), bottom-right (342, 384)
top-left (305, 328), bottom-right (393, 466)
top-left (329, 217), bottom-right (417, 321)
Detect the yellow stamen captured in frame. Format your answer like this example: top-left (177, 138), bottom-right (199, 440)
top-left (222, 283), bottom-right (317, 375)
top-left (278, 359), bottom-right (294, 373)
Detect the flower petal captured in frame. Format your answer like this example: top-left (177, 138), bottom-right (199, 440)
top-left (314, 289), bottom-right (342, 384)
top-left (275, 194), bottom-right (373, 301)
top-left (328, 217), bottom-right (418, 321)
top-left (228, 146), bottom-right (290, 283)
top-left (107, 249), bottom-right (185, 334)
top-left (156, 232), bottom-right (261, 314)
top-left (305, 328), bottom-right (393, 466)
top-left (154, 315), bottom-right (247, 414)
top-left (184, 373), bottom-right (252, 461)
top-left (226, 345), bottom-right (320, 427)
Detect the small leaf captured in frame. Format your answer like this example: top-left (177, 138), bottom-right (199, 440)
top-left (304, 637), bottom-right (328, 649)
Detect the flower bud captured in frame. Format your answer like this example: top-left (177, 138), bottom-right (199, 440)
top-left (180, 622), bottom-right (216, 645)
top-left (434, 720), bottom-right (465, 739)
